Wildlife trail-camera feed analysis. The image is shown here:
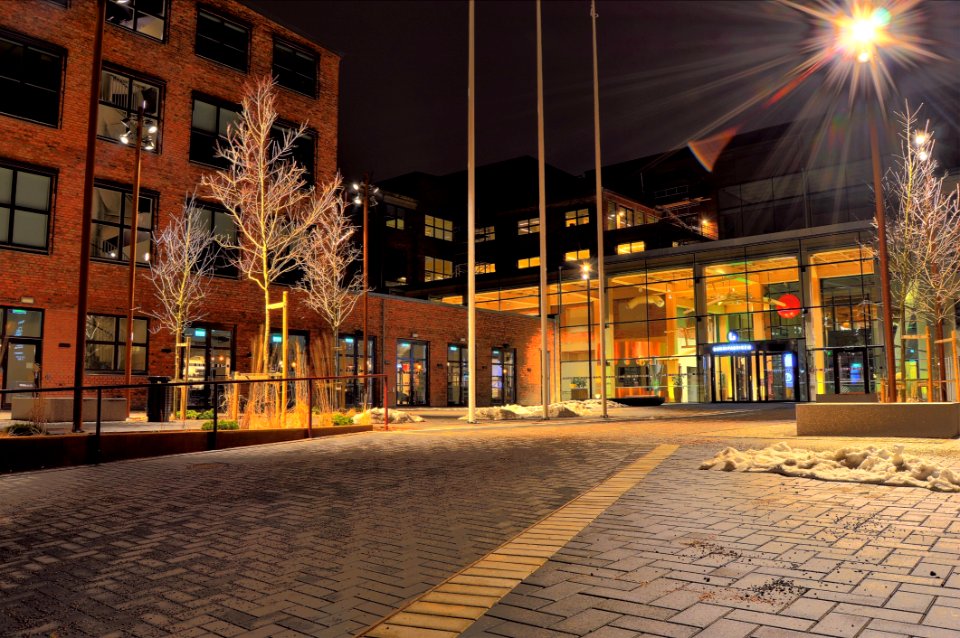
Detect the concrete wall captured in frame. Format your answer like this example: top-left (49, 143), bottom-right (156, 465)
top-left (797, 403), bottom-right (960, 438)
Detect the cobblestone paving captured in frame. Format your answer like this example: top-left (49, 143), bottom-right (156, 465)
top-left (0, 428), bottom-right (654, 637)
top-left (463, 444), bottom-right (960, 638)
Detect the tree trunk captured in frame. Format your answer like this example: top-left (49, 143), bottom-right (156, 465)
top-left (936, 313), bottom-right (947, 401)
top-left (898, 301), bottom-right (908, 401)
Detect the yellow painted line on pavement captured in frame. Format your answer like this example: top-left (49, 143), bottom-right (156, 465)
top-left (357, 444), bottom-right (679, 638)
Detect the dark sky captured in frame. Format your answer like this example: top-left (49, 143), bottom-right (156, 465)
top-left (246, 0), bottom-right (960, 182)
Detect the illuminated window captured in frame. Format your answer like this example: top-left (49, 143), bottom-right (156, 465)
top-left (517, 218), bottom-right (539, 235)
top-left (91, 184), bottom-right (155, 264)
top-left (565, 249), bottom-right (590, 262)
top-left (565, 209), bottom-right (589, 227)
top-left (477, 225), bottom-right (495, 242)
top-left (98, 68), bottom-right (162, 151)
top-left (425, 256), bottom-right (453, 281)
top-left (517, 256), bottom-right (540, 269)
top-left (616, 241), bottom-right (645, 255)
top-left (384, 205), bottom-right (405, 229)
top-left (425, 215), bottom-right (453, 241)
top-left (476, 262), bottom-right (496, 274)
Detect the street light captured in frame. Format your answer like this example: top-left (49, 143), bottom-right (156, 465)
top-left (121, 98), bottom-right (158, 415)
top-left (351, 176), bottom-right (379, 408)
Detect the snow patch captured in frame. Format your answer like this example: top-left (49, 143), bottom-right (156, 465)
top-left (701, 443), bottom-right (960, 492)
top-left (353, 408), bottom-right (424, 424)
top-left (458, 399), bottom-right (627, 421)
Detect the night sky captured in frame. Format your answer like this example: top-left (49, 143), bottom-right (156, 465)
top-left (245, 0), bottom-right (960, 182)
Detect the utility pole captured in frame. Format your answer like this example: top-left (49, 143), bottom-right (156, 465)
top-left (123, 102), bottom-right (145, 416)
top-left (590, 0), bottom-right (609, 417)
top-left (536, 0), bottom-right (550, 419)
top-left (467, 0), bottom-right (477, 423)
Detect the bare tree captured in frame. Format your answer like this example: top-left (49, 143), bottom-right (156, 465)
top-left (881, 104), bottom-right (960, 399)
top-left (146, 196), bottom-right (217, 380)
top-left (202, 76), bottom-right (336, 373)
top-left (296, 189), bottom-right (366, 379)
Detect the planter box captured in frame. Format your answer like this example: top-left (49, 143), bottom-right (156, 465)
top-left (797, 402), bottom-right (960, 438)
top-left (11, 397), bottom-right (127, 422)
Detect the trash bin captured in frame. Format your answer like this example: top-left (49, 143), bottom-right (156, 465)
top-left (146, 376), bottom-right (173, 422)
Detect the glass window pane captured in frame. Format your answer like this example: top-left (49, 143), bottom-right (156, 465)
top-left (192, 100), bottom-right (217, 133)
top-left (5, 309), bottom-right (42, 338)
top-left (97, 104), bottom-right (127, 140)
top-left (86, 315), bottom-right (116, 341)
top-left (94, 187), bottom-right (122, 222)
top-left (136, 15), bottom-right (164, 40)
top-left (85, 343), bottom-right (115, 371)
top-left (0, 207), bottom-right (8, 243)
top-left (91, 224), bottom-right (121, 259)
top-left (0, 168), bottom-right (12, 205)
top-left (14, 172), bottom-right (50, 210)
top-left (12, 210), bottom-right (47, 247)
top-left (219, 107), bottom-right (238, 137)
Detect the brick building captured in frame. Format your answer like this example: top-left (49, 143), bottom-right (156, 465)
top-left (0, 0), bottom-right (546, 410)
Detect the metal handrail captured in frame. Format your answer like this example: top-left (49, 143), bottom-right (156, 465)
top-left (1, 373), bottom-right (390, 463)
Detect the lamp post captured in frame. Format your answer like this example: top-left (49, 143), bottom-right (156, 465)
top-left (121, 101), bottom-right (158, 416)
top-left (581, 261), bottom-right (593, 398)
top-left (351, 176), bottom-right (379, 408)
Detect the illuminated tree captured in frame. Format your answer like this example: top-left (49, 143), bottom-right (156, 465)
top-left (202, 77), bottom-right (337, 374)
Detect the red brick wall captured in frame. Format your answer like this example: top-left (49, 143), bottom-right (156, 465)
top-left (0, 0), bottom-right (339, 398)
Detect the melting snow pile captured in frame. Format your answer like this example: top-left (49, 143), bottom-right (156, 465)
top-left (459, 399), bottom-right (626, 421)
top-left (701, 442), bottom-right (960, 492)
top-left (354, 408), bottom-right (424, 424)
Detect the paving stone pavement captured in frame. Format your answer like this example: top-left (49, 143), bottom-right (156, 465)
top-left (0, 427), bottom-right (655, 637)
top-left (462, 444), bottom-right (960, 638)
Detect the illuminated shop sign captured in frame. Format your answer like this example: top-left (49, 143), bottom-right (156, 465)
top-left (711, 343), bottom-right (755, 354)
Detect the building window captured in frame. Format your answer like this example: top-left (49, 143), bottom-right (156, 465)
top-left (616, 241), bottom-right (645, 255)
top-left (195, 9), bottom-right (249, 72)
top-left (273, 38), bottom-right (317, 97)
top-left (384, 205), bottom-right (405, 230)
top-left (0, 34), bottom-right (63, 127)
top-left (91, 184), bottom-right (154, 264)
top-left (189, 96), bottom-right (238, 167)
top-left (98, 68), bottom-right (162, 151)
top-left (477, 225), bottom-right (495, 242)
top-left (0, 163), bottom-right (54, 250)
top-left (565, 209), bottom-right (589, 227)
top-left (85, 314), bottom-right (148, 374)
top-left (476, 262), bottom-right (496, 274)
top-left (106, 0), bottom-right (166, 41)
top-left (425, 256), bottom-right (453, 282)
top-left (424, 215), bottom-right (453, 241)
top-left (517, 256), bottom-right (540, 269)
top-left (517, 218), bottom-right (539, 235)
top-left (272, 123), bottom-right (315, 183)
top-left (565, 249), bottom-right (590, 262)
top-left (196, 202), bottom-right (237, 277)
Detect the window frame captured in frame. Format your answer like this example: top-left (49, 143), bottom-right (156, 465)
top-left (564, 249), bottom-right (590, 262)
top-left (477, 225), bottom-right (495, 242)
top-left (424, 214), bottom-right (454, 241)
top-left (195, 200), bottom-right (238, 278)
top-left (105, 0), bottom-right (168, 42)
top-left (424, 256), bottom-right (453, 282)
top-left (384, 205), bottom-right (405, 230)
top-left (0, 30), bottom-right (65, 128)
top-left (189, 93), bottom-right (240, 168)
top-left (194, 6), bottom-right (250, 72)
top-left (564, 209), bottom-right (589, 227)
top-left (517, 217), bottom-right (540, 235)
top-left (91, 181), bottom-right (157, 266)
top-left (0, 159), bottom-right (56, 253)
top-left (517, 256), bottom-right (540, 269)
top-left (98, 65), bottom-right (164, 152)
top-left (271, 120), bottom-right (316, 184)
top-left (84, 313), bottom-right (149, 374)
top-left (616, 241), bottom-right (646, 255)
top-left (272, 37), bottom-right (318, 98)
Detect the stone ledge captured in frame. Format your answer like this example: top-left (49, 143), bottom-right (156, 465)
top-left (797, 402), bottom-right (960, 438)
top-left (11, 397), bottom-right (127, 422)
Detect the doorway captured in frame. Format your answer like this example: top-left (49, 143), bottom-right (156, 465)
top-left (447, 344), bottom-right (467, 406)
top-left (1, 308), bottom-right (43, 409)
top-left (491, 347), bottom-right (516, 405)
top-left (183, 325), bottom-right (234, 409)
top-left (396, 340), bottom-right (428, 406)
top-left (709, 342), bottom-right (798, 402)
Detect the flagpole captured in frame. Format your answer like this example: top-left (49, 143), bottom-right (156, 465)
top-left (590, 0), bottom-right (608, 417)
top-left (467, 0), bottom-right (477, 423)
top-left (536, 0), bottom-right (550, 419)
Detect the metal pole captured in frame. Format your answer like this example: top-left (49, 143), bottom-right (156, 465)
top-left (869, 116), bottom-right (896, 402)
top-left (124, 102), bottom-right (145, 418)
top-left (467, 0), bottom-right (477, 423)
top-left (382, 375), bottom-right (389, 430)
top-left (362, 173), bottom-right (370, 410)
top-left (308, 379), bottom-right (313, 437)
top-left (585, 271), bottom-right (593, 398)
top-left (281, 290), bottom-right (288, 426)
top-left (95, 387), bottom-right (102, 465)
top-left (590, 0), bottom-right (608, 417)
top-left (72, 0), bottom-right (107, 433)
top-left (558, 266), bottom-right (563, 399)
top-left (536, 0), bottom-right (550, 419)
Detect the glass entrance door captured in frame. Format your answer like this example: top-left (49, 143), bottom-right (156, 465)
top-left (714, 354), bottom-right (752, 402)
top-left (184, 326), bottom-right (233, 408)
top-left (396, 340), bottom-right (428, 406)
top-left (1, 308), bottom-right (44, 409)
top-left (447, 345), bottom-right (467, 406)
top-left (491, 348), bottom-right (516, 405)
top-left (759, 351), bottom-right (796, 401)
top-left (837, 348), bottom-right (867, 394)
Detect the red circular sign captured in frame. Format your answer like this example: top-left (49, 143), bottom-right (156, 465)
top-left (776, 293), bottom-right (801, 319)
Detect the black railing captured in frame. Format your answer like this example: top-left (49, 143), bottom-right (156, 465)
top-left (0, 373), bottom-right (389, 464)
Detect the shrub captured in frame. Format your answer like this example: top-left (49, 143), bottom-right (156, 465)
top-left (331, 413), bottom-right (353, 426)
top-left (4, 422), bottom-right (46, 436)
top-left (200, 420), bottom-right (239, 431)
